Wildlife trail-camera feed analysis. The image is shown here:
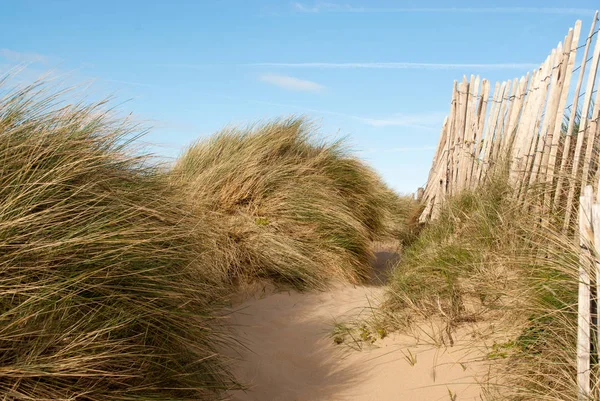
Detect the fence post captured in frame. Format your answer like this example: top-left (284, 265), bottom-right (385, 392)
top-left (592, 197), bottom-right (600, 398)
top-left (578, 185), bottom-right (593, 400)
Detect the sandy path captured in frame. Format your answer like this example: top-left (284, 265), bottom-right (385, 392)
top-left (223, 280), bottom-right (487, 401)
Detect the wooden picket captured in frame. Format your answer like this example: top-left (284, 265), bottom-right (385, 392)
top-left (554, 16), bottom-right (599, 216)
top-left (542, 24), bottom-right (580, 220)
top-left (419, 12), bottom-right (600, 226)
top-left (564, 18), bottom-right (600, 230)
top-left (417, 12), bottom-right (600, 396)
top-left (578, 185), bottom-right (593, 400)
top-left (418, 12), bottom-right (600, 396)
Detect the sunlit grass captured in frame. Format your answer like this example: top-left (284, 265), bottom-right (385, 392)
top-left (172, 118), bottom-right (409, 289)
top-left (0, 81), bottom-right (237, 400)
top-left (385, 166), bottom-right (585, 399)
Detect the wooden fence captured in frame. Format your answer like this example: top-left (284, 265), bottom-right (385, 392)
top-left (419, 12), bottom-right (600, 227)
top-left (418, 12), bottom-right (600, 399)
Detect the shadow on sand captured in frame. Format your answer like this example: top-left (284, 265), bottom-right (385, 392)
top-left (368, 249), bottom-right (400, 286)
top-left (220, 247), bottom-right (401, 400)
top-left (221, 285), bottom-right (382, 401)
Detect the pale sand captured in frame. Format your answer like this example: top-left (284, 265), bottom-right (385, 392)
top-left (222, 282), bottom-right (488, 401)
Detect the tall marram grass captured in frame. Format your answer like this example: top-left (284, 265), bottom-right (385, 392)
top-left (387, 173), bottom-right (514, 324)
top-left (383, 107), bottom-right (600, 400)
top-left (172, 119), bottom-right (397, 288)
top-left (0, 82), bottom-right (235, 400)
top-left (386, 166), bottom-right (586, 400)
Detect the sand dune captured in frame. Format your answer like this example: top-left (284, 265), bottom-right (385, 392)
top-left (223, 281), bottom-right (487, 401)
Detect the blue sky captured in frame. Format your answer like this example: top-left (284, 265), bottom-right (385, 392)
top-left (1, 0), bottom-right (598, 193)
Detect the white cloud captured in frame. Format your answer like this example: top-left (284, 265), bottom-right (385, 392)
top-left (357, 146), bottom-right (437, 154)
top-left (291, 3), bottom-right (595, 15)
top-left (0, 49), bottom-right (48, 64)
top-left (358, 112), bottom-right (446, 129)
top-left (161, 61), bottom-right (537, 71)
top-left (292, 2), bottom-right (320, 12)
top-left (220, 94), bottom-right (444, 130)
top-left (250, 62), bottom-right (537, 70)
top-left (103, 78), bottom-right (155, 88)
top-left (259, 73), bottom-right (325, 92)
top-left (145, 118), bottom-right (204, 133)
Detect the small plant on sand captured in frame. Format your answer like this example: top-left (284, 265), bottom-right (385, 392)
top-left (330, 308), bottom-right (391, 350)
top-left (401, 349), bottom-right (418, 366)
top-left (331, 322), bottom-right (353, 346)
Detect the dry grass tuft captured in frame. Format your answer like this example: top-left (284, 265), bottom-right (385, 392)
top-left (0, 78), bottom-right (414, 400)
top-left (0, 81), bottom-right (236, 400)
top-left (172, 118), bottom-right (402, 288)
top-left (386, 168), bottom-right (585, 400)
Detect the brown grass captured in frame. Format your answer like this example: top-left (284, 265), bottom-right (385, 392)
top-left (172, 118), bottom-right (405, 289)
top-left (385, 167), bottom-right (585, 400)
top-left (0, 81), bottom-right (237, 400)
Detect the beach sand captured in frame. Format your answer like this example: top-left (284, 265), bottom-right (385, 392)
top-left (222, 276), bottom-right (487, 401)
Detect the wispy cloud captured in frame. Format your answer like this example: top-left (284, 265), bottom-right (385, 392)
top-left (292, 3), bottom-right (595, 15)
top-left (220, 95), bottom-right (443, 130)
top-left (146, 118), bottom-right (205, 134)
top-left (360, 112), bottom-right (446, 129)
top-left (158, 61), bottom-right (537, 71)
top-left (292, 2), bottom-right (322, 12)
top-left (249, 62), bottom-right (537, 70)
top-left (103, 78), bottom-right (155, 88)
top-left (0, 49), bottom-right (48, 64)
top-left (259, 73), bottom-right (325, 92)
top-left (357, 146), bottom-right (437, 154)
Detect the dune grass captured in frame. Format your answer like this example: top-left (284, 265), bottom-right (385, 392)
top-left (0, 79), bottom-right (413, 400)
top-left (172, 118), bottom-right (401, 289)
top-left (387, 173), bottom-right (513, 322)
top-left (385, 168), bottom-right (584, 399)
top-left (8, 75), bottom-right (580, 399)
top-left (383, 104), bottom-right (600, 399)
top-left (0, 82), bottom-right (236, 400)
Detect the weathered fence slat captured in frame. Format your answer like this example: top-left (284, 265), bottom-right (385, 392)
top-left (447, 81), bottom-right (459, 197)
top-left (419, 12), bottom-right (600, 232)
top-left (516, 67), bottom-right (544, 197)
top-left (503, 74), bottom-right (529, 166)
top-left (464, 75), bottom-right (481, 189)
top-left (532, 45), bottom-right (563, 186)
top-left (522, 53), bottom-right (555, 198)
top-left (499, 78), bottom-right (518, 154)
top-left (468, 78), bottom-right (489, 189)
top-left (477, 81), bottom-right (501, 182)
top-left (543, 24), bottom-right (581, 219)
top-left (553, 16), bottom-right (598, 215)
top-left (511, 70), bottom-right (539, 187)
top-left (417, 12), bottom-right (600, 397)
top-left (578, 185), bottom-right (593, 400)
top-left (564, 15), bottom-right (600, 230)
